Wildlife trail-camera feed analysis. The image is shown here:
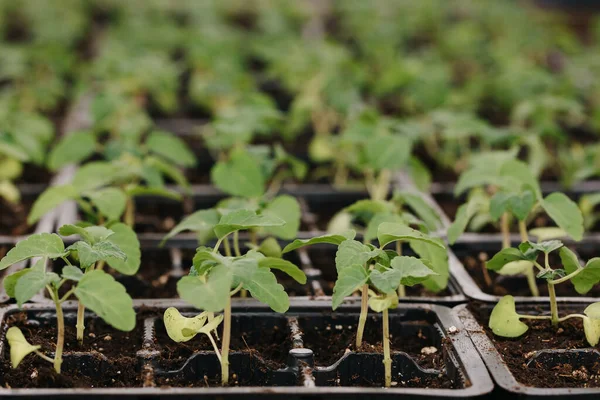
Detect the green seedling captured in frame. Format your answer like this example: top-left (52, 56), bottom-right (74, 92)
top-left (579, 193), bottom-right (600, 232)
top-left (0, 113), bottom-right (54, 203)
top-left (0, 225), bottom-right (138, 373)
top-left (30, 146), bottom-right (193, 228)
top-left (450, 158), bottom-right (584, 296)
top-left (164, 208), bottom-right (306, 385)
top-left (488, 240), bottom-right (600, 346)
top-left (283, 222), bottom-right (443, 387)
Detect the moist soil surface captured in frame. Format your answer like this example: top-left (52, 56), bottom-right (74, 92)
top-left (0, 199), bottom-right (34, 236)
top-left (300, 317), bottom-right (453, 388)
top-left (0, 312), bottom-right (144, 388)
top-left (470, 303), bottom-right (600, 388)
top-left (459, 247), bottom-right (600, 297)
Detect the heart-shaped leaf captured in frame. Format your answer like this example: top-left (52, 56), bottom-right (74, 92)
top-left (163, 307), bottom-right (208, 342)
top-left (6, 327), bottom-right (41, 368)
top-left (489, 295), bottom-right (529, 337)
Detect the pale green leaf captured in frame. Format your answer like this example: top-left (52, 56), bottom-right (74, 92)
top-left (282, 230), bottom-right (356, 254)
top-left (28, 185), bottom-right (79, 224)
top-left (48, 131), bottom-right (97, 171)
top-left (332, 264), bottom-right (368, 310)
top-left (489, 295), bottom-right (529, 337)
top-left (257, 257), bottom-right (306, 284)
top-left (161, 209), bottom-right (220, 246)
top-left (262, 195), bottom-right (301, 240)
top-left (163, 307), bottom-right (208, 342)
top-left (214, 209), bottom-right (285, 239)
top-left (211, 149), bottom-right (266, 198)
top-left (6, 327), bottom-right (40, 368)
top-left (0, 233), bottom-right (66, 270)
top-left (541, 192), bottom-right (584, 241)
top-left (146, 131), bottom-right (196, 167)
top-left (105, 223), bottom-right (141, 275)
top-left (86, 188), bottom-right (127, 221)
top-left (377, 222), bottom-right (445, 249)
top-left (244, 268), bottom-right (289, 313)
top-left (177, 265), bottom-right (232, 312)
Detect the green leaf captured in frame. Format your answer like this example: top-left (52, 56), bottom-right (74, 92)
top-left (0, 233), bottom-right (66, 270)
top-left (377, 222), bottom-right (445, 249)
top-left (68, 240), bottom-right (126, 269)
top-left (448, 194), bottom-right (487, 244)
top-left (562, 246), bottom-right (600, 294)
top-left (282, 230), bottom-right (356, 254)
top-left (454, 168), bottom-right (503, 196)
top-left (0, 180), bottom-right (20, 204)
top-left (161, 209), bottom-right (219, 246)
top-left (211, 148), bottom-right (266, 198)
top-left (244, 267), bottom-right (290, 313)
top-left (105, 223), bottom-right (141, 275)
top-left (335, 239), bottom-right (383, 272)
top-left (74, 270), bottom-right (136, 331)
top-left (407, 156), bottom-right (432, 192)
top-left (486, 247), bottom-right (536, 272)
top-left (163, 307), bottom-right (208, 342)
top-left (86, 188), bottom-right (127, 221)
top-left (520, 240), bottom-right (563, 255)
top-left (3, 269), bottom-right (31, 298)
top-left (364, 212), bottom-right (405, 242)
top-left (126, 185), bottom-right (182, 201)
top-left (178, 265), bottom-right (232, 312)
top-left (332, 264), bottom-right (368, 310)
top-left (257, 237), bottom-right (282, 258)
top-left (490, 191), bottom-right (535, 222)
top-left (584, 302), bottom-right (600, 319)
top-left (214, 209), bottom-right (285, 239)
top-left (583, 316), bottom-right (600, 346)
top-left (47, 131), bottom-right (97, 171)
top-left (6, 327), bottom-right (41, 368)
top-left (71, 162), bottom-right (122, 192)
top-left (62, 265), bottom-right (84, 281)
top-left (498, 261), bottom-right (535, 276)
top-left (409, 239), bottom-right (449, 292)
top-left (368, 293), bottom-right (399, 312)
top-left (258, 257), bottom-right (306, 284)
top-left (488, 295), bottom-right (529, 337)
top-left (396, 192), bottom-right (442, 232)
top-left (28, 185), bottom-right (79, 224)
top-left (145, 155), bottom-right (191, 191)
top-left (14, 259), bottom-right (48, 307)
top-left (364, 135), bottom-right (411, 171)
top-left (58, 224), bottom-right (113, 244)
top-left (261, 195), bottom-right (301, 240)
top-left (499, 160), bottom-right (541, 198)
top-left (371, 256), bottom-right (436, 294)
top-left (541, 192), bottom-right (584, 241)
top-left (146, 131), bottom-right (196, 167)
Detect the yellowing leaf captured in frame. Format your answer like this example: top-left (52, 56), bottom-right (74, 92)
top-left (6, 327), bottom-right (40, 368)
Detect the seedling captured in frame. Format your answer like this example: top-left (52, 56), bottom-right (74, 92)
top-left (0, 225), bottom-right (137, 373)
top-left (0, 113), bottom-right (54, 203)
top-left (579, 193), bottom-right (600, 232)
top-left (283, 222), bottom-right (446, 387)
top-left (449, 158), bottom-right (584, 296)
top-left (488, 240), bottom-right (600, 346)
top-left (164, 208), bottom-right (306, 385)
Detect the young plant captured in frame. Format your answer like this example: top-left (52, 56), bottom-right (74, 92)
top-left (30, 138), bottom-right (193, 228)
top-left (449, 158), bottom-right (584, 296)
top-left (488, 240), bottom-right (600, 346)
top-left (283, 222), bottom-right (443, 387)
top-left (163, 209), bottom-right (306, 385)
top-left (0, 226), bottom-right (137, 373)
top-left (0, 113), bottom-right (54, 203)
top-left (283, 222), bottom-right (448, 349)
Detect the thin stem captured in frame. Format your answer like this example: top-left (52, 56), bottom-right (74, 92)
top-left (249, 231), bottom-right (258, 247)
top-left (59, 288), bottom-right (76, 303)
top-left (548, 283), bottom-right (559, 325)
top-left (396, 242), bottom-right (406, 297)
top-left (124, 196), bottom-right (135, 227)
top-left (76, 301), bottom-right (85, 344)
top-left (383, 308), bottom-right (392, 388)
top-left (95, 260), bottom-right (105, 272)
top-left (550, 268), bottom-right (584, 285)
top-left (558, 314), bottom-right (586, 322)
top-left (334, 158), bottom-right (349, 188)
top-left (223, 237), bottom-right (232, 257)
top-left (518, 220), bottom-right (529, 243)
top-left (61, 257), bottom-right (73, 267)
top-left (524, 266), bottom-right (540, 297)
top-left (518, 314), bottom-right (552, 320)
top-left (501, 212), bottom-right (510, 249)
top-left (533, 261), bottom-right (545, 272)
top-left (213, 237), bottom-right (224, 254)
top-left (373, 169), bottom-right (391, 202)
top-left (206, 333), bottom-right (222, 363)
top-left (356, 284), bottom-right (369, 349)
top-left (53, 289), bottom-right (65, 374)
top-left (221, 297), bottom-right (232, 385)
top-left (233, 231), bottom-right (241, 257)
top-left (229, 283), bottom-right (244, 297)
top-left (33, 350), bottom-right (55, 364)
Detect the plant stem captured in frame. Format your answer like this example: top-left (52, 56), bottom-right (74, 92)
top-left (233, 231), bottom-right (241, 257)
top-left (501, 212), bottom-right (510, 249)
top-left (223, 237), bottom-right (232, 257)
top-left (249, 231), bottom-right (258, 246)
top-left (333, 158), bottom-right (348, 188)
top-left (356, 284), bottom-right (369, 349)
top-left (372, 169), bottom-right (391, 202)
top-left (383, 308), bottom-right (392, 388)
top-left (221, 297), bottom-right (232, 385)
top-left (76, 302), bottom-right (85, 344)
top-left (53, 289), bottom-right (65, 374)
top-left (548, 283), bottom-right (559, 325)
top-left (549, 268), bottom-right (584, 285)
top-left (518, 220), bottom-right (529, 243)
top-left (396, 242), bottom-right (406, 297)
top-left (518, 219), bottom-right (539, 296)
top-left (125, 196), bottom-right (135, 227)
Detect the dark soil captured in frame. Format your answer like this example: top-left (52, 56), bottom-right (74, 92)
top-left (459, 245), bottom-right (600, 297)
top-left (154, 316), bottom-right (292, 372)
top-left (0, 199), bottom-right (33, 236)
top-left (470, 303), bottom-right (600, 388)
top-left (299, 316), bottom-right (445, 369)
top-left (0, 312), bottom-right (144, 388)
top-left (16, 165), bottom-right (52, 185)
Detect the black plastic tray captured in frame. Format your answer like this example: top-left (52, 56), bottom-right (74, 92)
top-left (0, 301), bottom-right (493, 398)
top-left (454, 303), bottom-right (600, 398)
top-left (449, 236), bottom-right (600, 304)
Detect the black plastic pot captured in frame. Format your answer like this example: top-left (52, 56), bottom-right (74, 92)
top-left (454, 303), bottom-right (600, 397)
top-left (449, 236), bottom-right (600, 304)
top-left (0, 301), bottom-right (493, 398)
